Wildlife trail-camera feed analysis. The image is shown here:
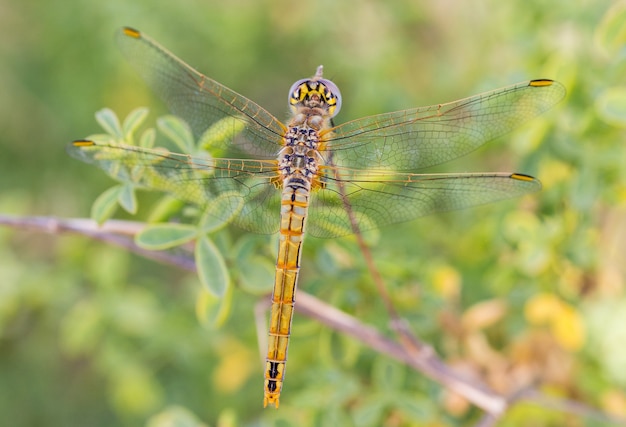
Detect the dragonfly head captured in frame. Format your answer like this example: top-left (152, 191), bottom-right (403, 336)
top-left (288, 65), bottom-right (342, 118)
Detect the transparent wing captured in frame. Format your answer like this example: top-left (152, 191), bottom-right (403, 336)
top-left (324, 80), bottom-right (565, 170)
top-left (307, 167), bottom-right (541, 238)
top-left (68, 141), bottom-right (281, 234)
top-left (116, 27), bottom-right (286, 159)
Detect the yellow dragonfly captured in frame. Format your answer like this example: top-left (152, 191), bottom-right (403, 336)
top-left (69, 27), bottom-right (565, 408)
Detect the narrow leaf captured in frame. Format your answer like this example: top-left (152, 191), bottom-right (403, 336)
top-left (146, 195), bottom-right (186, 223)
top-left (139, 127), bottom-right (156, 148)
top-left (157, 115), bottom-right (194, 153)
top-left (95, 108), bottom-right (123, 139)
top-left (196, 283), bottom-right (232, 329)
top-left (596, 87), bottom-right (626, 127)
top-left (195, 234), bottom-right (230, 297)
top-left (91, 185), bottom-right (122, 224)
top-left (595, 2), bottom-right (626, 57)
top-left (118, 183), bottom-right (138, 214)
top-left (135, 224), bottom-right (198, 250)
top-left (238, 256), bottom-right (274, 295)
top-left (122, 107), bottom-right (149, 142)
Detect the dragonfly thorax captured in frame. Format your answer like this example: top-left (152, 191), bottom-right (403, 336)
top-left (278, 125), bottom-right (322, 181)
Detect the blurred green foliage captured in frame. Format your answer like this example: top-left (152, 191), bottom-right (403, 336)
top-left (2, 0), bottom-right (626, 425)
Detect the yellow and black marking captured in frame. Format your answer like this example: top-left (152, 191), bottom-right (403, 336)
top-left (510, 173), bottom-right (535, 182)
top-left (122, 26), bottom-right (141, 39)
top-left (529, 79), bottom-right (554, 87)
top-left (72, 139), bottom-right (96, 147)
top-left (289, 80), bottom-right (339, 116)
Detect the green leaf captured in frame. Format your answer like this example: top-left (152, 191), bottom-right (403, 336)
top-left (318, 328), bottom-right (361, 368)
top-left (157, 115), bottom-right (195, 153)
top-left (394, 394), bottom-right (434, 421)
top-left (595, 87), bottom-right (626, 127)
top-left (90, 185), bottom-right (122, 224)
top-left (122, 107), bottom-right (149, 142)
top-left (371, 357), bottom-right (405, 391)
top-left (83, 133), bottom-right (116, 143)
top-left (135, 223), bottom-right (198, 250)
top-left (146, 195), bottom-right (186, 223)
top-left (238, 255), bottom-right (274, 294)
top-left (118, 183), bottom-right (138, 214)
top-left (198, 116), bottom-right (246, 156)
top-left (595, 1), bottom-right (626, 57)
top-left (95, 108), bottom-right (123, 139)
top-left (195, 281), bottom-right (232, 329)
top-left (195, 234), bottom-right (230, 297)
top-left (139, 127), bottom-right (156, 148)
top-left (231, 233), bottom-right (262, 260)
top-left (200, 191), bottom-right (244, 233)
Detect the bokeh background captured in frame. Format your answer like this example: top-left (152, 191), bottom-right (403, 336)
top-left (1, 0), bottom-right (626, 425)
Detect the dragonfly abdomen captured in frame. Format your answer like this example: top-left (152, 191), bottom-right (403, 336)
top-left (264, 178), bottom-right (312, 408)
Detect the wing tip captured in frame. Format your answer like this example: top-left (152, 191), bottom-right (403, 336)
top-left (121, 27), bottom-right (141, 39)
top-left (529, 79), bottom-right (555, 87)
top-left (511, 172), bottom-right (542, 191)
top-left (510, 172), bottom-right (534, 182)
top-left (71, 139), bottom-right (96, 147)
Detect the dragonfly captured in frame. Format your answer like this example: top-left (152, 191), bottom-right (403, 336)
top-left (69, 27), bottom-right (565, 408)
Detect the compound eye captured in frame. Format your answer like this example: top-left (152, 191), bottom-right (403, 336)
top-left (288, 79), bottom-right (309, 109)
top-left (319, 78), bottom-right (342, 118)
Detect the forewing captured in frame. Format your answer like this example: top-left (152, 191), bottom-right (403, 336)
top-left (325, 80), bottom-right (565, 170)
top-left (116, 28), bottom-right (286, 159)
